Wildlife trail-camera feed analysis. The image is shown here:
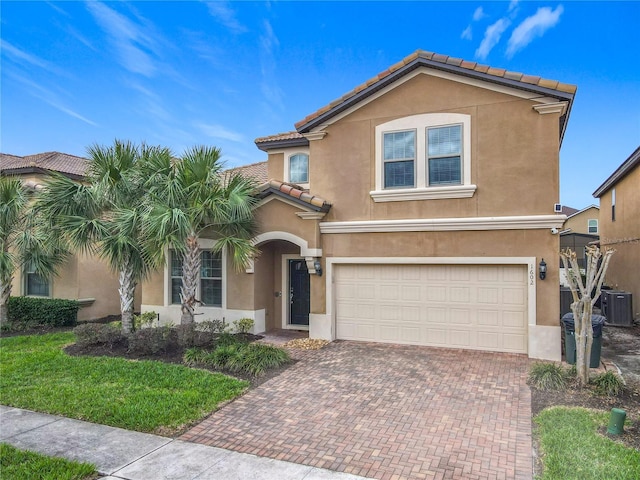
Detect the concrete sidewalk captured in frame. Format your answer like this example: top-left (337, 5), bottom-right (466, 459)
top-left (0, 406), bottom-right (371, 480)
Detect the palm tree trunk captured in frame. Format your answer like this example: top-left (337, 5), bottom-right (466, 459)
top-left (0, 275), bottom-right (11, 327)
top-left (118, 263), bottom-right (137, 335)
top-left (180, 234), bottom-right (200, 324)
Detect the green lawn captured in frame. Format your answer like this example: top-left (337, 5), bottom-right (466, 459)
top-left (535, 407), bottom-right (640, 480)
top-left (0, 333), bottom-right (248, 434)
top-left (0, 443), bottom-right (97, 480)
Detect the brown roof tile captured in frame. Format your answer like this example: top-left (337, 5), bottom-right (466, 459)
top-left (225, 161), bottom-right (268, 183)
top-left (254, 131), bottom-right (305, 145)
top-left (1, 151), bottom-right (89, 178)
top-left (292, 49), bottom-right (577, 132)
top-left (258, 180), bottom-right (331, 212)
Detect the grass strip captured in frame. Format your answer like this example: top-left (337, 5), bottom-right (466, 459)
top-left (0, 333), bottom-right (248, 433)
top-left (0, 443), bottom-right (97, 480)
top-left (535, 406), bottom-right (640, 480)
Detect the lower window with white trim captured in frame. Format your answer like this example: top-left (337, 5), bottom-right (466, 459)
top-left (170, 250), bottom-right (222, 307)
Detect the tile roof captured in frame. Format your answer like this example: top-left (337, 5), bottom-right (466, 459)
top-left (254, 131), bottom-right (308, 150)
top-left (593, 145), bottom-right (640, 198)
top-left (257, 180), bottom-right (331, 212)
top-left (560, 206), bottom-right (579, 216)
top-left (225, 161), bottom-right (269, 183)
top-left (294, 49), bottom-right (577, 139)
top-left (0, 151), bottom-right (89, 178)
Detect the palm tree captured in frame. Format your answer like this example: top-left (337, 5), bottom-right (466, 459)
top-left (35, 140), bottom-right (162, 334)
top-left (142, 146), bottom-right (258, 324)
top-left (0, 177), bottom-right (68, 326)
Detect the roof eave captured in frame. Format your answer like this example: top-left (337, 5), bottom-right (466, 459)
top-left (592, 146), bottom-right (640, 198)
top-left (255, 187), bottom-right (330, 213)
top-left (255, 137), bottom-right (309, 152)
top-left (0, 166), bottom-right (86, 181)
top-left (296, 57), bottom-right (575, 134)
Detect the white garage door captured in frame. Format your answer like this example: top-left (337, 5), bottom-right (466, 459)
top-left (335, 264), bottom-right (528, 353)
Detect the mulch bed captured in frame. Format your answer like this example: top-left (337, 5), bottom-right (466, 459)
top-left (63, 334), bottom-right (297, 388)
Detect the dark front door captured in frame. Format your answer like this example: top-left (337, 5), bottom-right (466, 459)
top-left (289, 259), bottom-right (310, 326)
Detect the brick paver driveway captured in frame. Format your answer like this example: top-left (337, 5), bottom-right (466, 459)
top-left (181, 341), bottom-right (532, 479)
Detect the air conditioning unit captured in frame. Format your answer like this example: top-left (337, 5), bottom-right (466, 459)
top-left (602, 291), bottom-right (634, 326)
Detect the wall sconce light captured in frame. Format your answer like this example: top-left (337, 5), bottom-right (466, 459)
top-left (313, 260), bottom-right (323, 277)
top-left (539, 258), bottom-right (547, 280)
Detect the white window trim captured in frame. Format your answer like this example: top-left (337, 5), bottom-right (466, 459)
top-left (371, 113), bottom-right (476, 202)
top-left (587, 219), bottom-right (598, 234)
top-left (282, 147), bottom-right (310, 189)
top-left (163, 238), bottom-right (227, 310)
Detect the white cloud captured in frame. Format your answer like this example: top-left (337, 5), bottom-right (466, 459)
top-left (1, 40), bottom-right (55, 71)
top-left (85, 2), bottom-right (162, 77)
top-left (473, 7), bottom-right (487, 21)
top-left (461, 25), bottom-right (473, 40)
top-left (195, 123), bottom-right (244, 143)
top-left (7, 72), bottom-right (97, 126)
top-left (508, 0), bottom-right (520, 13)
top-left (259, 20), bottom-right (284, 110)
top-left (475, 18), bottom-right (511, 60)
top-left (206, 1), bottom-right (247, 34)
top-left (506, 5), bottom-right (564, 58)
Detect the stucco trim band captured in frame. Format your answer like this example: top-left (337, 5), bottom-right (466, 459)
top-left (370, 185), bottom-right (477, 202)
top-left (319, 215), bottom-right (567, 233)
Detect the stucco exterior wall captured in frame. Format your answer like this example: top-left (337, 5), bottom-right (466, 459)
top-left (564, 207), bottom-right (599, 235)
top-left (321, 228), bottom-right (560, 326)
top-left (309, 73), bottom-right (561, 222)
top-left (598, 165), bottom-right (640, 313)
top-left (255, 198), bottom-right (322, 249)
top-left (6, 171), bottom-right (125, 321)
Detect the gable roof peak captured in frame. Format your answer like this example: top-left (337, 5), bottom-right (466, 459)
top-left (294, 49), bottom-right (577, 141)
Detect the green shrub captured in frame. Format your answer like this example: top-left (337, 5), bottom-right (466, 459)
top-left (233, 317), bottom-right (254, 334)
top-left (7, 296), bottom-right (79, 328)
top-left (207, 344), bottom-right (243, 369)
top-left (128, 326), bottom-right (174, 355)
top-left (591, 371), bottom-right (624, 396)
top-left (239, 343), bottom-right (291, 376)
top-left (133, 311), bottom-right (158, 331)
top-left (73, 323), bottom-right (124, 348)
top-left (204, 342), bottom-right (290, 376)
top-left (528, 362), bottom-right (568, 391)
top-left (183, 347), bottom-right (208, 366)
top-left (198, 319), bottom-right (228, 334)
top-left (216, 331), bottom-right (243, 348)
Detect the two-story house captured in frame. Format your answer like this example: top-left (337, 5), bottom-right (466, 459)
top-left (141, 50), bottom-right (576, 361)
top-left (1, 152), bottom-right (130, 321)
top-left (593, 146), bottom-right (639, 316)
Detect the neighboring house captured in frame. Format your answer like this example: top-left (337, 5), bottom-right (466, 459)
top-left (0, 152), bottom-right (133, 321)
top-left (593, 146), bottom-right (640, 316)
top-left (559, 205), bottom-right (600, 271)
top-left (141, 49), bottom-right (576, 361)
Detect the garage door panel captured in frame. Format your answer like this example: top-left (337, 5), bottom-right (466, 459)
top-left (335, 264), bottom-right (527, 354)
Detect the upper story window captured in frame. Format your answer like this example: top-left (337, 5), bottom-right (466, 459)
top-left (588, 219), bottom-right (598, 234)
top-left (170, 249), bottom-right (223, 307)
top-left (289, 153), bottom-right (309, 184)
top-left (383, 130), bottom-right (415, 188)
top-left (611, 188), bottom-right (616, 221)
top-left (428, 125), bottom-right (462, 185)
top-left (371, 113), bottom-right (476, 202)
top-left (24, 262), bottom-right (50, 297)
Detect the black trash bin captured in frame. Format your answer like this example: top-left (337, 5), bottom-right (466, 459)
top-left (562, 313), bottom-right (605, 368)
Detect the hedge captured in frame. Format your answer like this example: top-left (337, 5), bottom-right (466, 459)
top-left (7, 296), bottom-right (80, 327)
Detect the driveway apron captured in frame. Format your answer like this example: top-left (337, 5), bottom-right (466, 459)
top-left (181, 341), bottom-right (532, 479)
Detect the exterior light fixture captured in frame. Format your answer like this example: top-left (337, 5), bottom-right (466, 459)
top-left (314, 260), bottom-right (323, 277)
top-left (539, 258), bottom-right (547, 280)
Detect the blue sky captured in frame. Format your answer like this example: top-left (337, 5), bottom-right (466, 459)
top-left (1, 1), bottom-right (638, 209)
